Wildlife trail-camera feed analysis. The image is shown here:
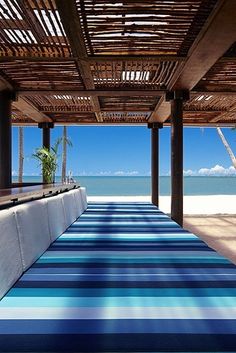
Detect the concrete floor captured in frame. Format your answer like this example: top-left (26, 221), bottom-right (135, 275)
top-left (184, 215), bottom-right (236, 265)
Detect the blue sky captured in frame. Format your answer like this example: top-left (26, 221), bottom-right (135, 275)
top-left (12, 126), bottom-right (236, 177)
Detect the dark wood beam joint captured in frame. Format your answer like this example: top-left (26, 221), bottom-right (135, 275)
top-left (147, 123), bottom-right (163, 129)
top-left (166, 90), bottom-right (190, 102)
top-left (0, 90), bottom-right (17, 102)
top-left (38, 122), bottom-right (54, 129)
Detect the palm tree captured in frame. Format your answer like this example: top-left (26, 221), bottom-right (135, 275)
top-left (18, 126), bottom-right (24, 183)
top-left (216, 127), bottom-right (236, 169)
top-left (61, 126), bottom-right (73, 182)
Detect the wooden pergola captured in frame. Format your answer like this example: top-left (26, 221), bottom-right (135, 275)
top-left (0, 0), bottom-right (236, 225)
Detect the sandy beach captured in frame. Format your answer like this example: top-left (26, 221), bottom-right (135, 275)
top-left (88, 195), bottom-right (236, 265)
top-left (88, 195), bottom-right (236, 215)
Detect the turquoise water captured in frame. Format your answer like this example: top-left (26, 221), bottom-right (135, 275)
top-left (13, 176), bottom-right (236, 196)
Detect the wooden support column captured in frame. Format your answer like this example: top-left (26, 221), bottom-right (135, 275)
top-left (38, 122), bottom-right (54, 150)
top-left (38, 122), bottom-right (54, 183)
top-left (0, 91), bottom-right (15, 188)
top-left (148, 123), bottom-right (162, 207)
top-left (152, 128), bottom-right (159, 207)
top-left (43, 126), bottom-right (50, 150)
top-left (167, 91), bottom-right (189, 226)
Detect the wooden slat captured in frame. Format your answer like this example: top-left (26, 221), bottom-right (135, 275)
top-left (173, 0), bottom-right (236, 90)
top-left (74, 0), bottom-right (216, 56)
top-left (0, 60), bottom-right (84, 91)
top-left (55, 0), bottom-right (103, 122)
top-left (0, 67), bottom-right (51, 123)
top-left (210, 101), bottom-right (236, 122)
top-left (0, 0), bottom-right (71, 58)
top-left (13, 97), bottom-right (52, 123)
top-left (0, 1), bottom-right (235, 127)
top-left (150, 0), bottom-right (236, 123)
top-left (184, 93), bottom-right (236, 112)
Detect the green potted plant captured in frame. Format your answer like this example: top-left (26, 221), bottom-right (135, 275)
top-left (33, 139), bottom-right (61, 183)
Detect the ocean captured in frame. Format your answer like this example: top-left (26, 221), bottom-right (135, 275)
top-left (12, 176), bottom-right (236, 196)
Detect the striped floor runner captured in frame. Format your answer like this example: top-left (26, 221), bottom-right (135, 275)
top-left (1, 202), bottom-right (236, 352)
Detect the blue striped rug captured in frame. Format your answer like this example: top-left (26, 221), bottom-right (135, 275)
top-left (1, 202), bottom-right (236, 352)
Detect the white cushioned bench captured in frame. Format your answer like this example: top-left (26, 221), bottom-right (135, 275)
top-left (59, 191), bottom-right (78, 229)
top-left (0, 187), bottom-right (87, 299)
top-left (13, 199), bottom-right (51, 271)
top-left (0, 209), bottom-right (23, 299)
top-left (70, 188), bottom-right (84, 218)
top-left (80, 187), bottom-right (88, 211)
top-left (46, 194), bottom-right (67, 242)
top-left (45, 188), bottom-right (87, 241)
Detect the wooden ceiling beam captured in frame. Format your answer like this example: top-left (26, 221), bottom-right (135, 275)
top-left (0, 56), bottom-right (75, 62)
top-left (0, 55), bottom-right (234, 63)
top-left (148, 96), bottom-right (170, 123)
top-left (192, 90), bottom-right (236, 96)
top-left (12, 120), bottom-right (236, 128)
top-left (40, 107), bottom-right (150, 115)
top-left (40, 110), bottom-right (92, 114)
top-left (0, 70), bottom-right (50, 123)
top-left (0, 75), bottom-right (14, 91)
top-left (39, 109), bottom-right (223, 115)
top-left (0, 55), bottom-right (185, 62)
top-left (13, 98), bottom-right (52, 123)
top-left (55, 0), bottom-right (103, 122)
top-left (19, 89), bottom-right (165, 97)
top-left (172, 0), bottom-right (236, 91)
top-left (19, 89), bottom-right (236, 98)
top-left (87, 55), bottom-right (185, 62)
top-left (149, 0), bottom-right (236, 123)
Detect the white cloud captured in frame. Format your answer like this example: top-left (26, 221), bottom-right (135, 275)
top-left (183, 169), bottom-right (196, 176)
top-left (184, 164), bottom-right (236, 176)
top-left (76, 170), bottom-right (140, 176)
top-left (114, 170), bottom-right (139, 176)
top-left (12, 170), bottom-right (17, 176)
top-left (199, 164), bottom-right (236, 176)
top-left (98, 171), bottom-right (112, 176)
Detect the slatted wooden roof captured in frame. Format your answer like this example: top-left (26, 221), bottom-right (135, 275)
top-left (0, 0), bottom-right (236, 126)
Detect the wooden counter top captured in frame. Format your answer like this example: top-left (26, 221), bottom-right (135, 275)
top-left (0, 183), bottom-right (80, 206)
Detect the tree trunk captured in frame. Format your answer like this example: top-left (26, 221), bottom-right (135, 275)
top-left (216, 127), bottom-right (236, 169)
top-left (62, 126), bottom-right (67, 182)
top-left (18, 126), bottom-right (24, 183)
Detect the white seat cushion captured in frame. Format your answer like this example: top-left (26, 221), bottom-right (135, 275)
top-left (60, 191), bottom-right (77, 228)
top-left (13, 199), bottom-right (51, 271)
top-left (70, 189), bottom-right (84, 218)
top-left (46, 195), bottom-right (67, 242)
top-left (0, 209), bottom-right (23, 299)
top-left (80, 187), bottom-right (87, 211)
